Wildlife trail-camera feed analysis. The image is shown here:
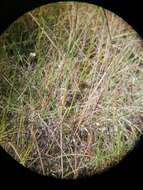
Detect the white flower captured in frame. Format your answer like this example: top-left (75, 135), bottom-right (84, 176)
top-left (30, 52), bottom-right (36, 57)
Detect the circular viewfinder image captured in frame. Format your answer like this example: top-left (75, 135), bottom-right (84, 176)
top-left (0, 2), bottom-right (143, 179)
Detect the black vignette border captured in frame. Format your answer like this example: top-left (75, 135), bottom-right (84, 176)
top-left (0, 0), bottom-right (143, 188)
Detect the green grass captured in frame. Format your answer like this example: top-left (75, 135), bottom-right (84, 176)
top-left (0, 2), bottom-right (143, 179)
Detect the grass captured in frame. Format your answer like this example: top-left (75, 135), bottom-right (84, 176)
top-left (0, 2), bottom-right (143, 179)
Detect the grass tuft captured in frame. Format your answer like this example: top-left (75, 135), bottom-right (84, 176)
top-left (0, 2), bottom-right (143, 178)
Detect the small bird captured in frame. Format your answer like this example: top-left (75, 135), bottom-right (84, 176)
top-left (78, 81), bottom-right (90, 90)
top-left (65, 81), bottom-right (90, 107)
